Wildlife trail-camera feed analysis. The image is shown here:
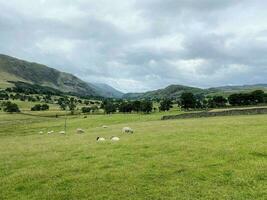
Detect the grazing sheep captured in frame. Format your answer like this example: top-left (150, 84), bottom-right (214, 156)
top-left (76, 128), bottom-right (85, 134)
top-left (39, 131), bottom-right (43, 134)
top-left (96, 137), bottom-right (106, 141)
top-left (122, 127), bottom-right (134, 134)
top-left (110, 136), bottom-right (120, 141)
top-left (102, 125), bottom-right (108, 128)
top-left (47, 131), bottom-right (54, 134)
top-left (59, 131), bottom-right (65, 134)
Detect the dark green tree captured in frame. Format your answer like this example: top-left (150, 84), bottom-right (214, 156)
top-left (140, 100), bottom-right (153, 113)
top-left (132, 100), bottom-right (142, 112)
top-left (103, 101), bottom-right (117, 114)
top-left (251, 90), bottom-right (265, 104)
top-left (180, 92), bottom-right (196, 109)
top-left (68, 97), bottom-right (77, 115)
top-left (3, 101), bottom-right (20, 113)
top-left (81, 107), bottom-right (91, 113)
top-left (159, 99), bottom-right (173, 111)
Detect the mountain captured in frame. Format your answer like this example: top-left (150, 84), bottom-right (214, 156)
top-left (0, 54), bottom-right (123, 98)
top-left (89, 83), bottom-right (124, 98)
top-left (210, 84), bottom-right (267, 93)
top-left (123, 84), bottom-right (267, 100)
top-left (1, 54), bottom-right (266, 100)
top-left (123, 84), bottom-right (210, 99)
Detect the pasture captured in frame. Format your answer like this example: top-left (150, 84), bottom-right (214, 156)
top-left (0, 111), bottom-right (266, 199)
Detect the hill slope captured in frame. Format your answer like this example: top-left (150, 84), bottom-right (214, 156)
top-left (123, 84), bottom-right (267, 100)
top-left (123, 85), bottom-right (210, 99)
top-left (0, 54), bottom-right (124, 97)
top-left (89, 83), bottom-right (124, 98)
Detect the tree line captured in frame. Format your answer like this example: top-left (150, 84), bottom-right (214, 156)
top-left (100, 99), bottom-right (153, 114)
top-left (1, 89), bottom-right (266, 114)
top-left (179, 90), bottom-right (267, 109)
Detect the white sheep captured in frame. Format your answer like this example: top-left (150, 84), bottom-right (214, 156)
top-left (47, 131), bottom-right (54, 134)
top-left (122, 127), bottom-right (134, 134)
top-left (96, 137), bottom-right (106, 141)
top-left (102, 125), bottom-right (108, 128)
top-left (76, 128), bottom-right (85, 134)
top-left (59, 131), bottom-right (65, 134)
top-left (39, 131), bottom-right (43, 134)
top-left (110, 136), bottom-right (120, 141)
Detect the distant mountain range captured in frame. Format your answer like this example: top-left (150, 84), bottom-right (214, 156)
top-left (123, 84), bottom-right (267, 99)
top-left (0, 54), bottom-right (266, 99)
top-left (0, 54), bottom-right (123, 98)
top-left (88, 82), bottom-right (124, 98)
top-left (123, 85), bottom-right (207, 99)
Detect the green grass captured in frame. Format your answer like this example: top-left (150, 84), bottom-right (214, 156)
top-left (0, 111), bottom-right (266, 199)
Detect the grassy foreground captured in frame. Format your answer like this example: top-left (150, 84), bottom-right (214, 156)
top-left (0, 112), bottom-right (266, 200)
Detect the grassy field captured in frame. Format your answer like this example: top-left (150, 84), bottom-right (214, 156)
top-left (0, 110), bottom-right (266, 199)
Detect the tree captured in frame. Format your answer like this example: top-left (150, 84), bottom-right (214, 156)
top-left (180, 92), bottom-right (196, 109)
top-left (264, 94), bottom-right (267, 103)
top-left (208, 96), bottom-right (227, 108)
top-left (58, 97), bottom-right (68, 110)
top-left (3, 101), bottom-right (20, 113)
top-left (0, 91), bottom-right (9, 100)
top-left (228, 93), bottom-right (241, 106)
top-left (31, 104), bottom-right (41, 111)
top-left (81, 107), bottom-right (91, 113)
top-left (251, 90), bottom-right (264, 104)
top-left (140, 100), bottom-right (153, 113)
top-left (31, 104), bottom-right (49, 111)
top-left (103, 101), bottom-right (117, 114)
top-left (228, 90), bottom-right (265, 106)
top-left (84, 100), bottom-right (90, 105)
top-left (119, 101), bottom-right (133, 113)
top-left (68, 97), bottom-right (77, 115)
top-left (132, 100), bottom-right (141, 112)
top-left (41, 104), bottom-right (49, 110)
top-left (159, 99), bottom-right (173, 111)
top-left (91, 105), bottom-right (98, 113)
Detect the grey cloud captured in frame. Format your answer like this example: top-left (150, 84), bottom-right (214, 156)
top-left (0, 0), bottom-right (267, 92)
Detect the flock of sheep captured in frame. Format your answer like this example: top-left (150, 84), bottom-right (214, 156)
top-left (38, 126), bottom-right (134, 142)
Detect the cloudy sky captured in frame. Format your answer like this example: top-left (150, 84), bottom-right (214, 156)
top-left (0, 0), bottom-right (267, 92)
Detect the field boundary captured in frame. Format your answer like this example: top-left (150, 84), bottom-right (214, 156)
top-left (162, 108), bottom-right (267, 120)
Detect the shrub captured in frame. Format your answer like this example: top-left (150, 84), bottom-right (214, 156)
top-left (159, 99), bottom-right (173, 111)
top-left (140, 100), bottom-right (153, 113)
top-left (180, 92), bottom-right (196, 109)
top-left (31, 104), bottom-right (49, 111)
top-left (102, 101), bottom-right (117, 114)
top-left (3, 101), bottom-right (20, 113)
top-left (81, 107), bottom-right (91, 113)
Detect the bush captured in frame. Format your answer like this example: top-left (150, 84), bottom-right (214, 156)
top-left (31, 104), bottom-right (49, 111)
top-left (81, 107), bottom-right (91, 113)
top-left (41, 104), bottom-right (49, 110)
top-left (0, 91), bottom-right (9, 100)
top-left (119, 101), bottom-right (133, 113)
top-left (140, 100), bottom-right (153, 113)
top-left (180, 92), bottom-right (196, 109)
top-left (102, 101), bottom-right (117, 114)
top-left (208, 96), bottom-right (228, 108)
top-left (159, 99), bottom-right (173, 111)
top-left (228, 90), bottom-right (265, 106)
top-left (3, 101), bottom-right (20, 113)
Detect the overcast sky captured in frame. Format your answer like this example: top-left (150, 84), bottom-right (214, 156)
top-left (0, 0), bottom-right (267, 92)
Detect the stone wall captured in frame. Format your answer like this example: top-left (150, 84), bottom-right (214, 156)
top-left (162, 108), bottom-right (267, 120)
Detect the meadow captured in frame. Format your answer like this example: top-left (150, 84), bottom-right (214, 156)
top-left (0, 105), bottom-right (266, 200)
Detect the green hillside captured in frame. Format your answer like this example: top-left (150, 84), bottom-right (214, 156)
top-left (0, 54), bottom-right (124, 98)
top-left (123, 85), bottom-right (214, 99)
top-left (0, 54), bottom-right (97, 96)
top-left (89, 83), bottom-right (124, 98)
top-left (123, 84), bottom-right (267, 100)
